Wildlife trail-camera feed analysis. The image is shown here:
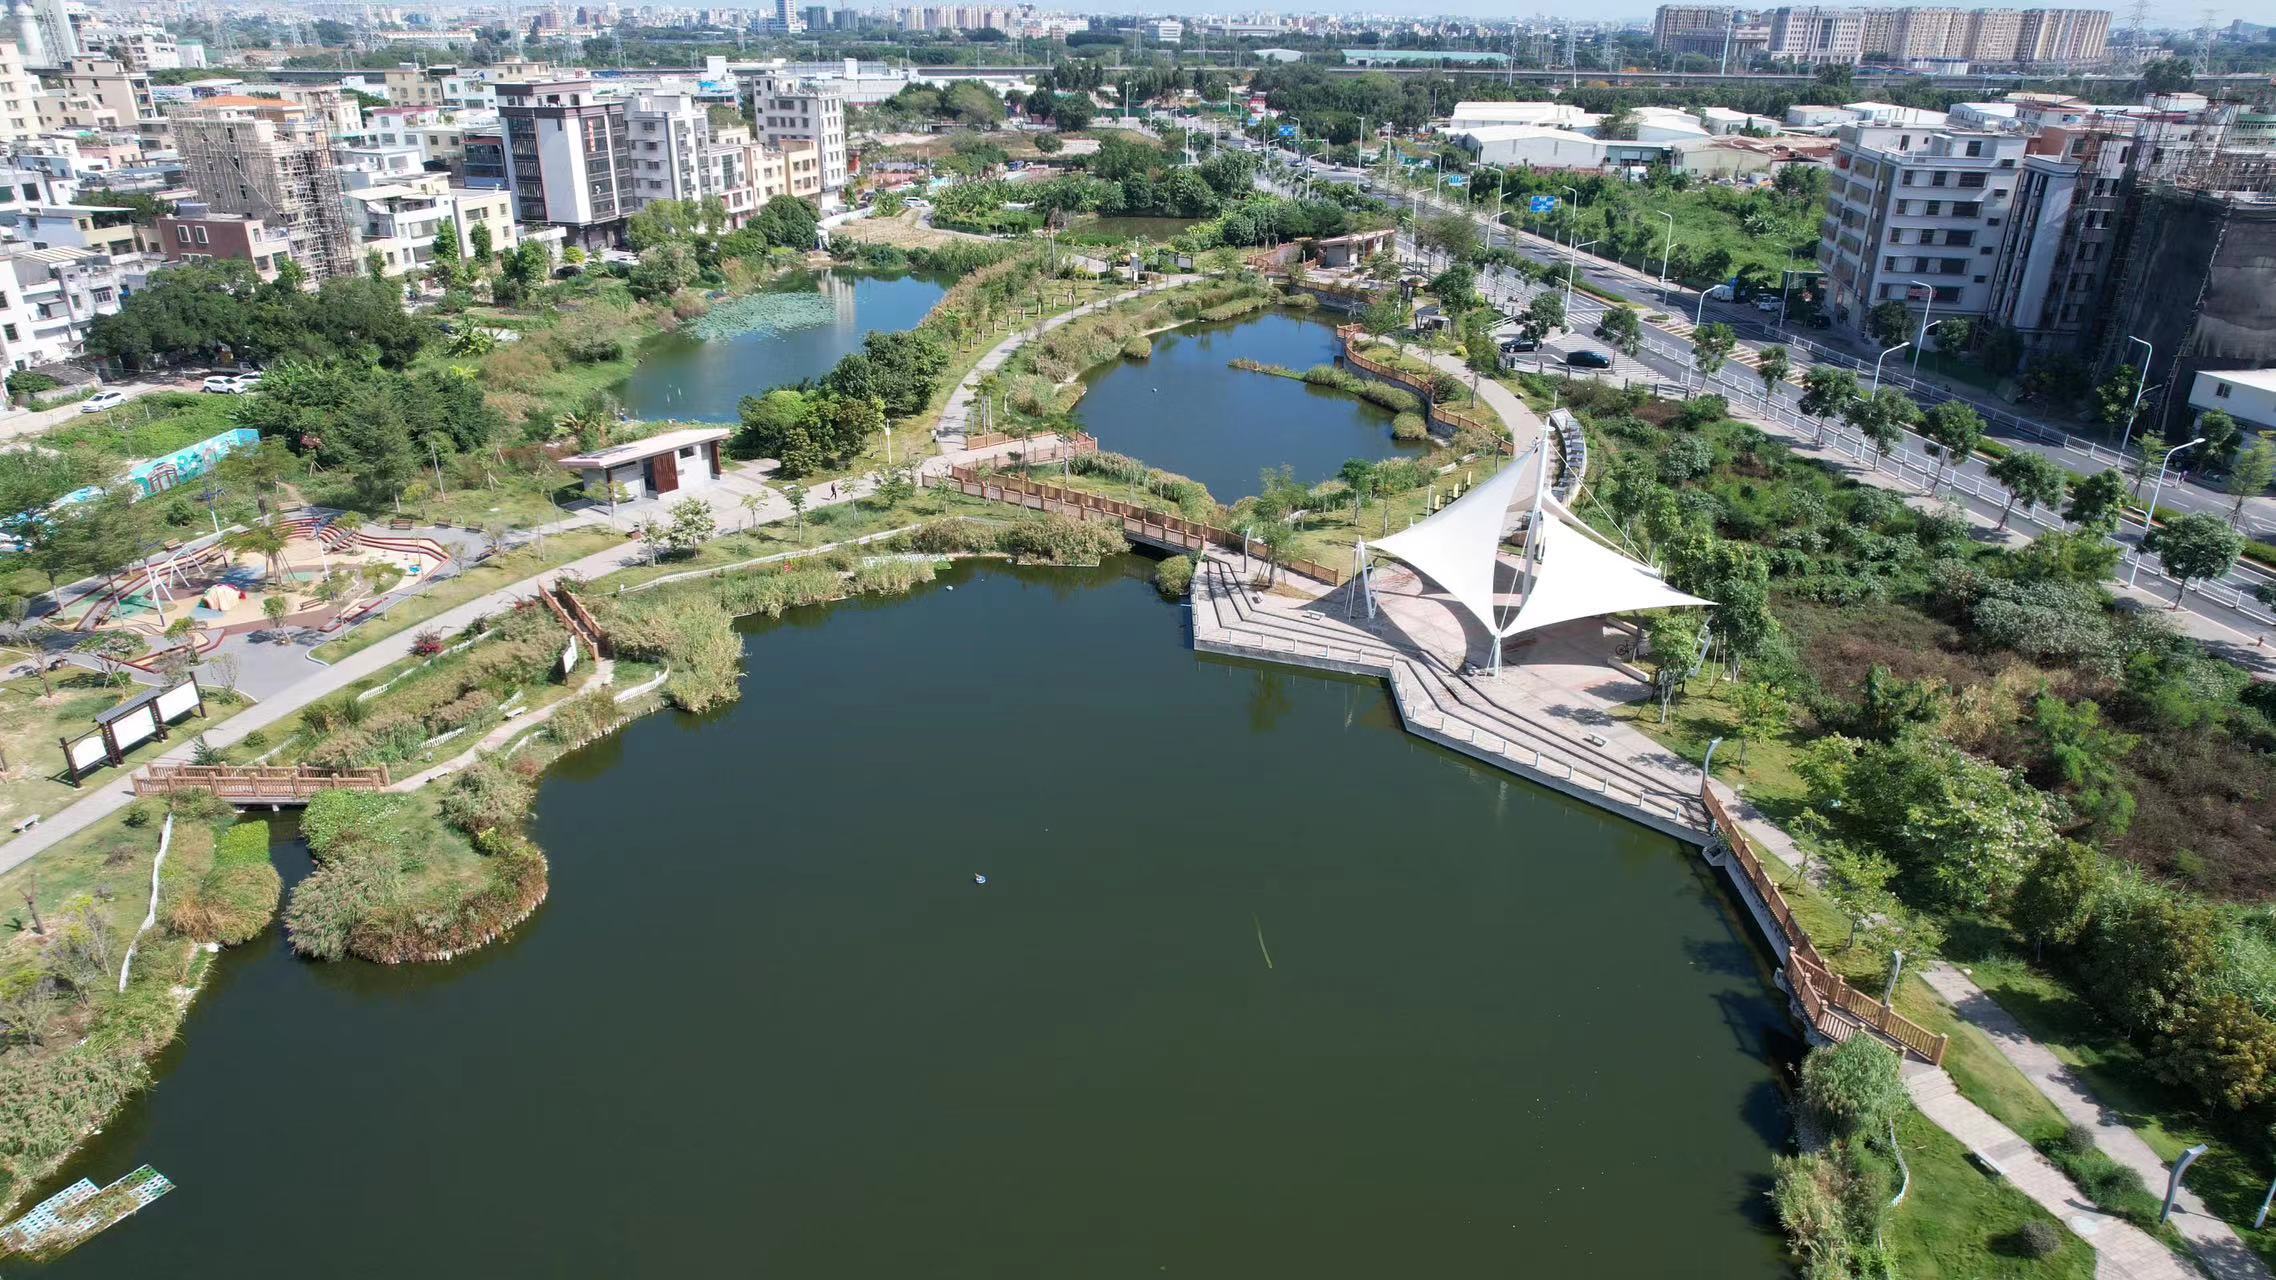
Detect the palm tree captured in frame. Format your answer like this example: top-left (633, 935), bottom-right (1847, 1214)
top-left (739, 492), bottom-right (765, 531)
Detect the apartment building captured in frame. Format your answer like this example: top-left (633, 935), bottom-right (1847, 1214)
top-left (0, 243), bottom-right (121, 370)
top-left (737, 70), bottom-right (846, 194)
top-left (1739, 6), bottom-right (2109, 64)
top-left (11, 202), bottom-right (140, 258)
top-left (345, 174), bottom-right (516, 278)
top-left (497, 77), bottom-right (632, 248)
top-left (1818, 121), bottom-right (2030, 337)
top-left (153, 200), bottom-right (295, 281)
top-left (2016, 7), bottom-right (2110, 63)
top-left (625, 90), bottom-right (708, 207)
top-left (0, 40), bottom-right (36, 143)
top-left (1980, 117), bottom-right (2136, 351)
top-left (37, 56), bottom-right (155, 133)
top-left (381, 63), bottom-right (451, 109)
top-left (113, 30), bottom-right (192, 72)
top-left (171, 95), bottom-right (356, 281)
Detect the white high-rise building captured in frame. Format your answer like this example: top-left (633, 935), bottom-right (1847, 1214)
top-left (738, 70), bottom-right (846, 196)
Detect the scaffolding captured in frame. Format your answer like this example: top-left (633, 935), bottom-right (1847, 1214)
top-left (173, 97), bottom-right (356, 283)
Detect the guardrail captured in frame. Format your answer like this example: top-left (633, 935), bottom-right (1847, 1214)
top-left (1333, 325), bottom-right (1506, 445)
top-left (1700, 783), bottom-right (1948, 1065)
top-left (133, 764), bottom-right (390, 802)
top-left (939, 465), bottom-right (1352, 585)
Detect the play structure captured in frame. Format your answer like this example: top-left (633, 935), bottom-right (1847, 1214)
top-left (51, 510), bottom-right (453, 654)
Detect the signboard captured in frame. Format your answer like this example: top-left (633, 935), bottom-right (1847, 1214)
top-left (153, 681), bottom-right (200, 723)
top-left (64, 734), bottom-right (109, 775)
top-left (107, 704), bottom-right (158, 754)
top-left (1906, 283), bottom-right (1933, 301)
top-left (1276, 124), bottom-right (1297, 138)
top-left (1528, 195), bottom-right (1558, 214)
top-left (61, 675), bottom-right (204, 785)
top-left (1444, 174), bottom-right (1467, 187)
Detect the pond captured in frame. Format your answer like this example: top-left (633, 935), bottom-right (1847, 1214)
top-left (1075, 214), bottom-right (1203, 242)
top-left (618, 268), bottom-right (950, 424)
top-left (35, 559), bottom-right (1794, 1279)
top-left (1073, 309), bottom-right (1429, 500)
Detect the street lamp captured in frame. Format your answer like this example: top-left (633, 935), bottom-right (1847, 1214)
top-left (1870, 341), bottom-right (1911, 394)
top-left (1656, 209), bottom-right (1675, 303)
top-left (2162, 1144), bottom-right (2210, 1226)
top-left (2130, 435), bottom-right (2205, 587)
top-left (1566, 240), bottom-right (1597, 315)
top-left (1702, 736), bottom-right (1723, 789)
top-left (2121, 334), bottom-right (2154, 456)
top-left (1693, 285), bottom-right (1711, 329)
top-left (1908, 280), bottom-right (1935, 373)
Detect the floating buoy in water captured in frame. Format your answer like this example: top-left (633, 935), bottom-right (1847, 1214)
top-left (974, 873), bottom-right (988, 885)
top-left (946, 585), bottom-right (955, 591)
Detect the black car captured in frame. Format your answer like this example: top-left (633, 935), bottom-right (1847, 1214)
top-left (1499, 336), bottom-right (1539, 353)
top-left (1565, 349), bottom-right (1613, 369)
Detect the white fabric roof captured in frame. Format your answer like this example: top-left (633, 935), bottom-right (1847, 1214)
top-left (1372, 448), bottom-right (1535, 639)
top-left (1497, 495), bottom-right (1713, 638)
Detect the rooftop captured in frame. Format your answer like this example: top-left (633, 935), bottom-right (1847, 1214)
top-left (559, 427), bottom-right (730, 470)
top-left (2202, 368), bottom-right (2276, 394)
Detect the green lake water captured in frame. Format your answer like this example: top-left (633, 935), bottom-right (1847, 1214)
top-left (1073, 309), bottom-right (1428, 499)
top-left (620, 268), bottom-right (950, 424)
top-left (36, 558), bottom-right (1793, 1278)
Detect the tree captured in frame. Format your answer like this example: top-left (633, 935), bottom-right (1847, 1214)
top-left (1519, 293), bottom-right (1565, 369)
top-left (755, 195), bottom-right (820, 250)
top-left (1799, 1036), bottom-right (1908, 1139)
top-left (1822, 840), bottom-right (1900, 950)
top-left (2194, 409), bottom-right (2241, 476)
top-left (1919, 401), bottom-right (1983, 496)
top-left (1689, 322), bottom-right (1736, 389)
top-left (1867, 300), bottom-right (1912, 349)
top-left (2226, 437), bottom-right (2274, 524)
top-left (1416, 211), bottom-right (1481, 263)
top-left (2126, 430), bottom-right (2168, 500)
top-left (1986, 450), bottom-right (2066, 530)
top-left (224, 522), bottom-right (287, 584)
top-left (781, 482), bottom-right (808, 543)
top-left (2096, 363), bottom-right (2145, 435)
top-left (2156, 995), bottom-right (2276, 1111)
top-left (2146, 512), bottom-right (2242, 608)
top-left (2142, 57), bottom-right (2194, 94)
top-left (2064, 468), bottom-right (2128, 533)
top-left (1797, 367), bottom-right (1861, 445)
top-left (2030, 695), bottom-right (2137, 841)
top-left (1360, 294), bottom-right (1408, 344)
top-left (2010, 841), bottom-right (2103, 959)
top-left (429, 216), bottom-right (462, 289)
top-left (1593, 304), bottom-right (1643, 357)
top-left (1755, 344), bottom-right (1790, 406)
top-left (1645, 611), bottom-right (1703, 723)
top-left (1732, 681), bottom-right (1791, 762)
top-left (1050, 92), bottom-right (1094, 131)
top-left (1808, 733), bottom-right (2057, 911)
top-left (1846, 387), bottom-right (1916, 463)
top-left (662, 497), bottom-right (716, 556)
top-left (261, 593), bottom-right (290, 634)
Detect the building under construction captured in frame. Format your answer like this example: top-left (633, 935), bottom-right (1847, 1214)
top-left (2091, 100), bottom-right (2276, 435)
top-left (169, 93), bottom-right (356, 284)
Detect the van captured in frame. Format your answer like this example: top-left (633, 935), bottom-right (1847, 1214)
top-left (1707, 284), bottom-right (1735, 301)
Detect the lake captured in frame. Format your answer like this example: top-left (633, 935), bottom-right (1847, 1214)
top-left (1073, 309), bottom-right (1430, 500)
top-left (35, 558), bottom-right (1793, 1279)
top-left (619, 268), bottom-right (950, 424)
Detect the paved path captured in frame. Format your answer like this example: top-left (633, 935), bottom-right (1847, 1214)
top-left (1387, 338), bottom-right (1549, 457)
top-left (1921, 963), bottom-right (2272, 1280)
top-left (0, 375), bottom-right (199, 442)
top-left (934, 275), bottom-right (1200, 448)
top-left (1904, 1062), bottom-right (2201, 1280)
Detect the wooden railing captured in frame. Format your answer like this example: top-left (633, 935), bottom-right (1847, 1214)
top-left (133, 764), bottom-right (390, 802)
top-left (1700, 783), bottom-right (1949, 1065)
top-left (1334, 326), bottom-right (1506, 446)
top-left (939, 466), bottom-right (1351, 586)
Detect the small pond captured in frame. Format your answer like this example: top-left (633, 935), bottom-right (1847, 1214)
top-left (1072, 308), bottom-right (1429, 499)
top-left (619, 268), bottom-right (950, 424)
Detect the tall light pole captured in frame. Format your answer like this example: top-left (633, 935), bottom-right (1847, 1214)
top-left (1566, 240), bottom-right (1597, 315)
top-left (2121, 334), bottom-right (2153, 455)
top-left (2130, 435), bottom-right (2205, 586)
top-left (1656, 209), bottom-right (1675, 303)
top-left (1908, 280), bottom-right (1934, 374)
top-left (1870, 341), bottom-right (1910, 394)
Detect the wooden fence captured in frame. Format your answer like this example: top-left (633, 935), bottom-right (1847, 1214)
top-left (133, 764), bottom-right (390, 803)
top-left (1334, 326), bottom-right (1506, 445)
top-left (937, 466), bottom-right (1351, 586)
top-left (1700, 783), bottom-right (1949, 1065)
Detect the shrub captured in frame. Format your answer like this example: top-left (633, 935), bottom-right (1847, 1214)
top-left (1000, 513), bottom-right (1128, 564)
top-left (1798, 1037), bottom-right (1908, 1139)
top-left (1121, 335), bottom-right (1151, 360)
top-left (2009, 1221), bottom-right (2063, 1259)
top-left (162, 819), bottom-right (280, 946)
top-left (410, 628), bottom-right (446, 657)
top-left (849, 557), bottom-right (935, 596)
top-left (1154, 555), bottom-right (1195, 599)
top-left (2054, 1122), bottom-right (2098, 1157)
top-left (438, 760), bottom-right (535, 837)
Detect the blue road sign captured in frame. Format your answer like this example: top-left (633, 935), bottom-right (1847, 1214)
top-left (1276, 124), bottom-right (1297, 138)
top-left (1528, 195), bottom-right (1558, 214)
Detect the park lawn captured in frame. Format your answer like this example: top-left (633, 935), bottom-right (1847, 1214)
top-left (1884, 1107), bottom-right (2098, 1280)
top-left (0, 669), bottom-right (250, 835)
top-left (37, 391), bottom-right (242, 463)
top-left (1607, 673), bottom-right (1811, 824)
top-left (308, 525), bottom-right (624, 663)
top-left (0, 797), bottom-right (176, 947)
top-left (590, 485), bottom-right (1007, 593)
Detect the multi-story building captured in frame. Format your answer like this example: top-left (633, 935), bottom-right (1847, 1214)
top-left (1147, 19), bottom-right (1182, 43)
top-left (0, 39), bottom-right (37, 142)
top-left (1962, 9), bottom-right (2026, 60)
top-left (38, 56), bottom-right (155, 130)
top-left (112, 30), bottom-right (187, 72)
top-left (738, 70), bottom-right (845, 195)
top-left (1653, 5), bottom-right (1735, 50)
top-left (1817, 121), bottom-right (2030, 337)
top-left (800, 6), bottom-right (829, 31)
top-left (1766, 7), bottom-right (1866, 63)
top-left (625, 89), bottom-right (707, 207)
top-left (381, 62), bottom-right (451, 109)
top-left (0, 243), bottom-right (122, 370)
top-left (153, 200), bottom-right (296, 281)
top-left (170, 94), bottom-right (357, 281)
top-left (343, 174), bottom-right (517, 278)
top-left (10, 201), bottom-right (141, 258)
top-left (1980, 117), bottom-right (2137, 353)
top-left (2015, 7), bottom-right (2109, 63)
top-left (497, 77), bottom-right (632, 248)
top-left (1747, 6), bottom-right (2111, 64)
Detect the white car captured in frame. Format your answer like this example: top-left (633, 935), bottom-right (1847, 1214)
top-left (201, 375), bottom-right (240, 393)
top-left (78, 390), bottom-right (128, 414)
top-left (1755, 296), bottom-right (1783, 313)
top-left (233, 370), bottom-right (264, 390)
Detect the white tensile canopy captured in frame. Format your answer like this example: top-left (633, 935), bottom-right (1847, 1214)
top-left (1362, 439), bottom-right (1711, 654)
top-left (1370, 445), bottom-right (1534, 642)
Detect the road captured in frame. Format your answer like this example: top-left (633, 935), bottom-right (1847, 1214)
top-left (0, 374), bottom-right (206, 444)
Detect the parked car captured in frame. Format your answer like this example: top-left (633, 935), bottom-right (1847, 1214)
top-left (1564, 349), bottom-right (1613, 369)
top-left (233, 370), bottom-right (263, 389)
top-left (1754, 295), bottom-right (1783, 313)
top-left (202, 375), bottom-right (240, 393)
top-left (78, 389), bottom-right (128, 414)
top-left (1499, 336), bottom-right (1538, 353)
top-left (1706, 284), bottom-right (1736, 301)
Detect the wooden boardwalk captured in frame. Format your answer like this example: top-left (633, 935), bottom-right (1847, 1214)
top-left (132, 764), bottom-right (389, 805)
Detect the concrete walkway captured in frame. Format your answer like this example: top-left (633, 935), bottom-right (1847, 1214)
top-left (934, 275), bottom-right (1199, 448)
top-left (1903, 1062), bottom-right (2201, 1280)
top-left (1384, 339), bottom-right (1549, 458)
top-left (1921, 963), bottom-right (2272, 1280)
